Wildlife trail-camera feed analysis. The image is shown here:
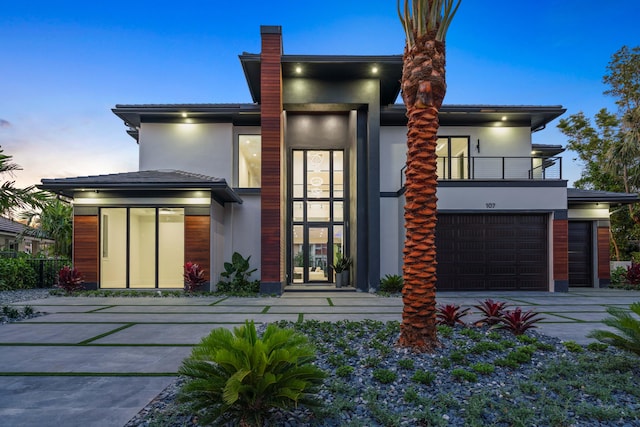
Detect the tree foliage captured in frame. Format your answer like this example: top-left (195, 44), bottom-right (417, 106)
top-left (21, 198), bottom-right (73, 257)
top-left (558, 45), bottom-right (640, 260)
top-left (0, 147), bottom-right (47, 216)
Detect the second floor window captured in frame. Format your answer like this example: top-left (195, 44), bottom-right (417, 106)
top-left (238, 134), bottom-right (261, 188)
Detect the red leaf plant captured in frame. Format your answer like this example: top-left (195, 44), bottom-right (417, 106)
top-left (57, 266), bottom-right (85, 294)
top-left (436, 304), bottom-right (470, 326)
top-left (497, 308), bottom-right (544, 336)
top-left (474, 299), bottom-right (509, 326)
top-left (184, 262), bottom-right (206, 292)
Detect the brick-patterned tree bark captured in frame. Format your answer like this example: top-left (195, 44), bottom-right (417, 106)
top-left (397, 31), bottom-right (447, 351)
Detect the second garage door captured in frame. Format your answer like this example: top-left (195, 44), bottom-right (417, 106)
top-left (436, 214), bottom-right (548, 291)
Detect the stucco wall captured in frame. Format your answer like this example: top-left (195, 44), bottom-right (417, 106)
top-left (223, 195), bottom-right (262, 283)
top-left (139, 123), bottom-right (233, 181)
top-left (437, 186), bottom-right (567, 211)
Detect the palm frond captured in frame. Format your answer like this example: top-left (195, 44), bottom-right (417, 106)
top-left (398, 0), bottom-right (462, 46)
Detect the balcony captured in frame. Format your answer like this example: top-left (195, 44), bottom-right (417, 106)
top-left (401, 156), bottom-right (562, 187)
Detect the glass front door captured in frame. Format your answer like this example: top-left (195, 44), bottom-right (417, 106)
top-left (291, 150), bottom-right (346, 284)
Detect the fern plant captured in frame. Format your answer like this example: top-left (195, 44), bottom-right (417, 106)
top-left (587, 302), bottom-right (640, 356)
top-left (178, 320), bottom-right (326, 426)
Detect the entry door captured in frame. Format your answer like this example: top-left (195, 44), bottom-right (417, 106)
top-left (568, 221), bottom-right (593, 287)
top-left (291, 150), bottom-right (346, 283)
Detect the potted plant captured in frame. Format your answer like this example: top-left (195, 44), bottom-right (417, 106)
top-left (331, 254), bottom-right (352, 288)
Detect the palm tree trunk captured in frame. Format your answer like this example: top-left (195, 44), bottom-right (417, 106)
top-left (398, 33), bottom-right (446, 351)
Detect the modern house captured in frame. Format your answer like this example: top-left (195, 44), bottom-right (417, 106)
top-left (40, 26), bottom-right (638, 294)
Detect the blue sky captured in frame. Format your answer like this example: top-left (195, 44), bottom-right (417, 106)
top-left (1, 0), bottom-right (639, 189)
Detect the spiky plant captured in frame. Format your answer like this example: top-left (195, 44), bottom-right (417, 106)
top-left (474, 299), bottom-right (509, 326)
top-left (183, 262), bottom-right (206, 292)
top-left (587, 302), bottom-right (640, 356)
top-left (497, 308), bottom-right (544, 336)
top-left (397, 0), bottom-right (462, 351)
top-left (435, 303), bottom-right (470, 326)
top-left (56, 266), bottom-right (84, 294)
top-left (178, 320), bottom-right (326, 426)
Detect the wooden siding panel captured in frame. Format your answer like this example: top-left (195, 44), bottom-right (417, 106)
top-left (185, 216), bottom-right (210, 281)
top-left (553, 219), bottom-right (569, 281)
top-left (597, 226), bottom-right (610, 279)
top-left (260, 29), bottom-right (283, 283)
top-left (73, 215), bottom-right (98, 283)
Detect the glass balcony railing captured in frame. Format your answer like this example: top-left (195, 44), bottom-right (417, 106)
top-left (400, 156), bottom-right (562, 187)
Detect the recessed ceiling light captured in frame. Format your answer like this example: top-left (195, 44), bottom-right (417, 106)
top-left (372, 66), bottom-right (379, 74)
top-left (181, 112), bottom-right (188, 118)
top-left (295, 66), bottom-right (302, 74)
top-left (501, 116), bottom-right (507, 121)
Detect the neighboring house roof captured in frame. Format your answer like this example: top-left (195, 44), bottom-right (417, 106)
top-left (0, 216), bottom-right (52, 240)
top-left (0, 216), bottom-right (29, 235)
top-left (568, 188), bottom-right (640, 205)
top-left (39, 170), bottom-right (243, 204)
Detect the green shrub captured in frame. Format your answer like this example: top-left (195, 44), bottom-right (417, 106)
top-left (216, 252), bottom-right (260, 294)
top-left (372, 368), bottom-right (397, 384)
top-left (178, 320), bottom-right (325, 426)
top-left (412, 370), bottom-right (436, 385)
top-left (563, 340), bottom-right (584, 353)
top-left (398, 358), bottom-right (415, 370)
top-left (471, 362), bottom-right (495, 375)
top-left (0, 256), bottom-right (37, 290)
top-left (587, 302), bottom-right (640, 356)
top-left (451, 368), bottom-right (477, 383)
top-left (610, 266), bottom-right (628, 288)
top-left (336, 365), bottom-right (355, 378)
top-left (378, 274), bottom-right (403, 293)
top-left (587, 342), bottom-right (609, 352)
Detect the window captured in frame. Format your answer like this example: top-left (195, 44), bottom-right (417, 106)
top-left (238, 134), bottom-right (261, 187)
top-left (436, 136), bottom-right (470, 179)
top-left (100, 207), bottom-right (185, 289)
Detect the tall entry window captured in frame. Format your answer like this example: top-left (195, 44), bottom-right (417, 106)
top-left (100, 207), bottom-right (185, 288)
top-left (291, 150), bottom-right (346, 284)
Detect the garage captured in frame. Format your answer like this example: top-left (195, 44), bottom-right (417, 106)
top-left (436, 214), bottom-right (549, 291)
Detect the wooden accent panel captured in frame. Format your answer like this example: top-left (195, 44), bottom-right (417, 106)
top-left (185, 216), bottom-right (210, 281)
top-left (260, 27), bottom-right (283, 282)
top-left (73, 215), bottom-right (98, 283)
top-left (553, 219), bottom-right (569, 281)
top-left (597, 226), bottom-right (610, 279)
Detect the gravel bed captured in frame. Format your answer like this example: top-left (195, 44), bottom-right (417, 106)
top-left (0, 288), bottom-right (51, 305)
top-left (126, 320), bottom-right (640, 427)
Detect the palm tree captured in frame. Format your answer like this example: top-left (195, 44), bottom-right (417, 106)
top-left (397, 0), bottom-right (461, 351)
top-left (0, 147), bottom-right (47, 216)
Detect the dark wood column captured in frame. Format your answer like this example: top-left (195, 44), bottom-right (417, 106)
top-left (553, 219), bottom-right (569, 292)
top-left (73, 215), bottom-right (99, 289)
top-left (259, 26), bottom-right (284, 293)
top-left (597, 225), bottom-right (611, 286)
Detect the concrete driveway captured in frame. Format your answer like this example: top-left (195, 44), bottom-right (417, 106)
top-left (0, 288), bottom-right (637, 426)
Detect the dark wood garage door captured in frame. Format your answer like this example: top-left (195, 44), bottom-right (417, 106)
top-left (436, 214), bottom-right (548, 291)
top-left (568, 221), bottom-right (592, 287)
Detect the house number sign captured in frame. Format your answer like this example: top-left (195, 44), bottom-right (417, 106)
top-left (485, 203), bottom-right (496, 208)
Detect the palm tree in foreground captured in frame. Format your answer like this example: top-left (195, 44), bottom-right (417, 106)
top-left (397, 0), bottom-right (461, 351)
top-left (0, 147), bottom-right (47, 216)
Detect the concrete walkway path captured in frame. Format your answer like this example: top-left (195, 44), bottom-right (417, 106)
top-left (0, 288), bottom-right (637, 426)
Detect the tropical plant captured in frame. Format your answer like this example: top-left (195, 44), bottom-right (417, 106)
top-left (21, 197), bottom-right (72, 257)
top-left (178, 320), bottom-right (326, 426)
top-left (587, 302), bottom-right (640, 356)
top-left (183, 261), bottom-right (206, 292)
top-left (436, 303), bottom-right (470, 326)
top-left (330, 253), bottom-right (352, 273)
top-left (397, 0), bottom-right (461, 351)
top-left (379, 274), bottom-right (404, 293)
top-left (496, 308), bottom-right (544, 336)
top-left (625, 263), bottom-right (640, 286)
top-left (56, 265), bottom-right (84, 294)
top-left (0, 147), bottom-right (48, 216)
top-left (474, 299), bottom-right (509, 326)
top-left (217, 251), bottom-right (259, 293)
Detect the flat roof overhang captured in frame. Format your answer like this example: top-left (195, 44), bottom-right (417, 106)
top-left (568, 188), bottom-right (640, 206)
top-left (381, 104), bottom-right (567, 131)
top-left (39, 170), bottom-right (243, 204)
top-left (239, 53), bottom-right (403, 106)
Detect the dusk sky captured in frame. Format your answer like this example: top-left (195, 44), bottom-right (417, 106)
top-left (1, 0), bottom-right (639, 190)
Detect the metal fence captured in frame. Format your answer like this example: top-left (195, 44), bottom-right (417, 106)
top-left (0, 252), bottom-right (70, 288)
